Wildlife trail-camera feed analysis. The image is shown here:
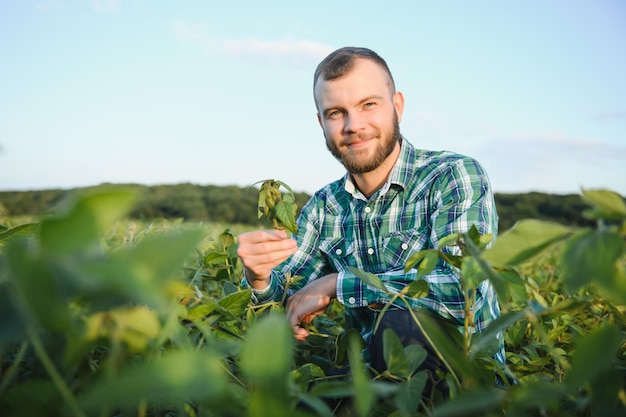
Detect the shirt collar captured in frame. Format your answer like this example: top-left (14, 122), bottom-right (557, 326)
top-left (343, 136), bottom-right (413, 200)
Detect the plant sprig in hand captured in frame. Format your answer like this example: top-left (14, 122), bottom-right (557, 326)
top-left (255, 179), bottom-right (298, 235)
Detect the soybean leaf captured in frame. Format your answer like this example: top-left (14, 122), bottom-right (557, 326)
top-left (395, 372), bottom-right (427, 415)
top-left (273, 200), bottom-right (298, 234)
top-left (77, 350), bottom-right (227, 412)
top-left (401, 279), bottom-right (429, 299)
top-left (404, 344), bottom-right (427, 376)
top-left (566, 324), bottom-right (622, 391)
top-left (383, 328), bottom-right (410, 378)
top-left (240, 313), bottom-right (294, 417)
top-left (39, 188), bottom-right (137, 255)
top-left (559, 229), bottom-right (625, 303)
top-left (218, 289), bottom-right (252, 317)
top-left (483, 219), bottom-right (570, 267)
top-left (581, 188), bottom-right (626, 221)
top-left (347, 331), bottom-right (374, 417)
top-left (240, 313), bottom-right (293, 384)
top-left (0, 223), bottom-right (38, 243)
top-left (348, 266), bottom-right (388, 292)
top-left (404, 250), bottom-right (439, 275)
top-left (431, 388), bottom-right (506, 417)
top-left (291, 363), bottom-right (326, 392)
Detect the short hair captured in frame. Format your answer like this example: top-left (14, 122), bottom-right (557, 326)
top-left (313, 47), bottom-right (396, 92)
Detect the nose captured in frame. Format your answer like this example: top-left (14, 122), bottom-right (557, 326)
top-left (343, 111), bottom-right (366, 133)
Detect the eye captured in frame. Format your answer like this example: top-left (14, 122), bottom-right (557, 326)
top-left (327, 109), bottom-right (342, 119)
top-left (364, 101), bottom-right (377, 108)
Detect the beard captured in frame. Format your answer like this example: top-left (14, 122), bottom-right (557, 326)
top-left (325, 112), bottom-right (401, 174)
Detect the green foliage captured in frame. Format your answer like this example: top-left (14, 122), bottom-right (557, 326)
top-left (0, 187), bottom-right (624, 416)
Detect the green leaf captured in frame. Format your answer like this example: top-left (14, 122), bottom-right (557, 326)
top-left (348, 266), bottom-right (388, 292)
top-left (395, 372), bottom-right (427, 415)
top-left (205, 251), bottom-right (229, 265)
top-left (496, 268), bottom-right (528, 304)
top-left (272, 200), bottom-right (298, 234)
top-left (0, 223), bottom-right (38, 243)
top-left (559, 229), bottom-right (625, 302)
top-left (404, 344), bottom-right (427, 376)
top-left (240, 313), bottom-right (294, 417)
top-left (581, 188), bottom-right (626, 221)
top-left (77, 350), bottom-right (227, 412)
top-left (39, 188), bottom-right (137, 255)
top-left (404, 250), bottom-right (439, 275)
top-left (413, 311), bottom-right (470, 382)
top-left (431, 388), bottom-right (506, 417)
top-left (291, 363), bottom-right (326, 392)
top-left (6, 241), bottom-right (77, 334)
top-left (347, 331), bottom-right (374, 417)
top-left (383, 328), bottom-right (410, 377)
top-left (401, 279), bottom-right (429, 299)
top-left (469, 310), bottom-right (526, 359)
top-left (462, 256), bottom-right (487, 291)
top-left (240, 313), bottom-right (293, 384)
top-left (565, 324), bottom-right (622, 391)
top-left (72, 228), bottom-right (206, 311)
top-left (218, 289), bottom-right (251, 317)
top-left (483, 219), bottom-right (570, 267)
top-left (437, 233), bottom-right (460, 248)
top-left (0, 282), bottom-right (27, 343)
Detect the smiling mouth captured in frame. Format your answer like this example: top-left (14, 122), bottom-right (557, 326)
top-left (343, 136), bottom-right (375, 148)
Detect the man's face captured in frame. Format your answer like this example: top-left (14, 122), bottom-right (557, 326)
top-left (314, 59), bottom-right (404, 174)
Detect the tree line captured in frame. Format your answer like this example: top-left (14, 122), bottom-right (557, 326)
top-left (0, 183), bottom-right (602, 231)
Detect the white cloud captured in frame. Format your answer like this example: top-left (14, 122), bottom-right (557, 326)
top-left (170, 20), bottom-right (334, 68)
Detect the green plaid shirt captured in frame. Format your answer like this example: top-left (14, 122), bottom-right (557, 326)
top-left (249, 137), bottom-right (504, 362)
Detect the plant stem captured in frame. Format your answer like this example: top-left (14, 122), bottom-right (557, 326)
top-left (0, 340), bottom-right (28, 396)
top-left (401, 296), bottom-right (462, 388)
top-left (26, 325), bottom-right (87, 417)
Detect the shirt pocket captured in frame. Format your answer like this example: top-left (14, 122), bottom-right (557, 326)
top-left (319, 237), bottom-right (356, 271)
top-left (381, 229), bottom-right (426, 270)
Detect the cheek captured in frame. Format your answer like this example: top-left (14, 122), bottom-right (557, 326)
top-left (322, 121), bottom-right (343, 140)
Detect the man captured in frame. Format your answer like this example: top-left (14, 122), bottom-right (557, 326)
top-left (237, 47), bottom-right (504, 381)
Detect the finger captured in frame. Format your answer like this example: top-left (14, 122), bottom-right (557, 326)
top-left (293, 326), bottom-right (309, 341)
top-left (243, 247), bottom-right (297, 271)
top-left (237, 238), bottom-right (297, 260)
top-left (238, 229), bottom-right (290, 244)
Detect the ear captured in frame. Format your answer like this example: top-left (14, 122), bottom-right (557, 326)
top-left (317, 112), bottom-right (322, 128)
top-left (393, 91), bottom-right (405, 123)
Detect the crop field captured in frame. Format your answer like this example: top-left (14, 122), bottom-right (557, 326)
top-left (0, 186), bottom-right (624, 416)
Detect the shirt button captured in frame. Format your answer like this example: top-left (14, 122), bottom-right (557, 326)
top-left (335, 249), bottom-right (342, 255)
top-left (364, 206), bottom-right (371, 213)
top-left (401, 243), bottom-right (408, 250)
top-left (348, 297), bottom-right (356, 304)
top-left (367, 248), bottom-right (374, 255)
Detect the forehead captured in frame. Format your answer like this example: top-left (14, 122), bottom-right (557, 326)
top-left (314, 59), bottom-right (393, 109)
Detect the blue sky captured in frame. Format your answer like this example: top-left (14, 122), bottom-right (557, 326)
top-left (1, 0), bottom-right (625, 197)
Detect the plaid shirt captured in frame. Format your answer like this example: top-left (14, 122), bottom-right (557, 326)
top-left (249, 137), bottom-right (505, 362)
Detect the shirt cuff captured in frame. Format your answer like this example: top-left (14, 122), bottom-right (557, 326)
top-left (336, 269), bottom-right (369, 308)
top-left (243, 271), bottom-right (282, 304)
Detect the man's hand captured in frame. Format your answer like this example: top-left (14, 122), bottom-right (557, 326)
top-left (286, 273), bottom-right (338, 341)
top-left (237, 229), bottom-right (297, 290)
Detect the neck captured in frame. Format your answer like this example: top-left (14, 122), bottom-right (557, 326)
top-left (351, 142), bottom-right (401, 198)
